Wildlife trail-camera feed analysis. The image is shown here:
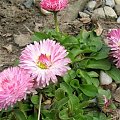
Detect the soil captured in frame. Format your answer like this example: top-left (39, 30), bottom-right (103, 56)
top-left (1, 0), bottom-right (120, 119)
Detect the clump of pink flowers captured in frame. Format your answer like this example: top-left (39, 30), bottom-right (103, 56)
top-left (19, 39), bottom-right (71, 88)
top-left (107, 29), bottom-right (120, 68)
top-left (40, 0), bottom-right (68, 12)
top-left (0, 67), bottom-right (33, 110)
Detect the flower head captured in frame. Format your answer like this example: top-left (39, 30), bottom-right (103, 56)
top-left (40, 0), bottom-right (68, 12)
top-left (107, 29), bottom-right (120, 67)
top-left (19, 39), bottom-right (71, 88)
top-left (0, 67), bottom-right (33, 110)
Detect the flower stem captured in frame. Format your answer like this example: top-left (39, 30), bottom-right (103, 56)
top-left (53, 12), bottom-right (59, 32)
top-left (38, 93), bottom-right (42, 120)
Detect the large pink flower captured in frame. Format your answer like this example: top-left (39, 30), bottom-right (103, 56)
top-left (40, 0), bottom-right (68, 12)
top-left (107, 29), bottom-right (120, 67)
top-left (0, 67), bottom-right (33, 110)
top-left (19, 39), bottom-right (71, 88)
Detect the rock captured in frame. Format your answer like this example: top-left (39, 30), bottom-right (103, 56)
top-left (104, 6), bottom-right (117, 18)
top-left (60, 0), bottom-right (89, 23)
top-left (86, 1), bottom-right (97, 10)
top-left (14, 34), bottom-right (31, 47)
top-left (114, 5), bottom-right (120, 16)
top-left (115, 0), bottom-right (120, 5)
top-left (95, 0), bottom-right (104, 8)
top-left (117, 16), bottom-right (120, 23)
top-left (79, 12), bottom-right (90, 18)
top-left (105, 0), bottom-right (115, 7)
top-left (93, 8), bottom-right (105, 18)
top-left (80, 17), bottom-right (91, 23)
top-left (114, 87), bottom-right (120, 102)
top-left (100, 71), bottom-right (112, 85)
top-left (23, 0), bottom-right (34, 8)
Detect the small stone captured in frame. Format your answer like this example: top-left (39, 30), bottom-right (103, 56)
top-left (14, 34), bottom-right (31, 47)
top-left (117, 16), bottom-right (120, 23)
top-left (114, 5), bottom-right (120, 16)
top-left (79, 12), bottom-right (90, 18)
top-left (80, 17), bottom-right (91, 23)
top-left (104, 6), bottom-right (117, 18)
top-left (105, 0), bottom-right (115, 7)
top-left (114, 87), bottom-right (120, 102)
top-left (86, 1), bottom-right (97, 10)
top-left (23, 0), bottom-right (34, 8)
top-left (93, 8), bottom-right (105, 18)
top-left (115, 0), bottom-right (120, 5)
top-left (100, 71), bottom-right (112, 85)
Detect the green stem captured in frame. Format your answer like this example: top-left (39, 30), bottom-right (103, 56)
top-left (53, 12), bottom-right (59, 32)
top-left (38, 93), bottom-right (42, 120)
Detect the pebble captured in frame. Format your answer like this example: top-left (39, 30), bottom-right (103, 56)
top-left (93, 8), bottom-right (105, 18)
top-left (115, 0), bottom-right (120, 5)
top-left (14, 34), bottom-right (31, 47)
top-left (104, 6), bottom-right (117, 18)
top-left (117, 16), bottom-right (120, 23)
top-left (105, 0), bottom-right (115, 7)
top-left (79, 12), bottom-right (90, 18)
top-left (86, 1), bottom-right (97, 10)
top-left (114, 5), bottom-right (120, 16)
top-left (100, 71), bottom-right (112, 85)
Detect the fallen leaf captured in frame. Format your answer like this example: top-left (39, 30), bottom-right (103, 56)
top-left (94, 22), bottom-right (103, 36)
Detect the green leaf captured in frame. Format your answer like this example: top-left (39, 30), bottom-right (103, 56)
top-left (63, 70), bottom-right (76, 84)
top-left (68, 95), bottom-right (79, 112)
top-left (31, 95), bottom-right (39, 105)
top-left (55, 88), bottom-right (65, 100)
top-left (28, 115), bottom-right (37, 120)
top-left (98, 87), bottom-right (111, 99)
top-left (106, 66), bottom-right (120, 83)
top-left (87, 71), bottom-right (99, 78)
top-left (91, 78), bottom-right (99, 87)
top-left (13, 59), bottom-right (19, 66)
top-left (87, 59), bottom-right (111, 70)
top-left (60, 82), bottom-right (73, 95)
top-left (14, 110), bottom-right (27, 120)
top-left (19, 103), bottom-right (31, 112)
top-left (59, 108), bottom-right (69, 120)
top-left (79, 84), bottom-right (98, 97)
top-left (53, 97), bottom-right (69, 110)
top-left (76, 69), bottom-right (92, 84)
top-left (70, 79), bottom-right (80, 89)
top-left (32, 32), bottom-right (50, 42)
top-left (91, 45), bottom-right (110, 60)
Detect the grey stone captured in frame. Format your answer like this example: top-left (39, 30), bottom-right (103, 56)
top-left (104, 6), bottom-right (117, 18)
top-left (115, 5), bottom-right (120, 16)
top-left (105, 0), bottom-right (115, 7)
top-left (115, 0), bottom-right (120, 5)
top-left (117, 16), bottom-right (120, 23)
top-left (14, 34), bottom-right (31, 47)
top-left (60, 0), bottom-right (89, 23)
top-left (79, 12), bottom-right (90, 18)
top-left (86, 1), bottom-right (97, 10)
top-left (93, 8), bottom-right (105, 18)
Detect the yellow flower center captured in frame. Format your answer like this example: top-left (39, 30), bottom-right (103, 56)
top-left (37, 54), bottom-right (51, 69)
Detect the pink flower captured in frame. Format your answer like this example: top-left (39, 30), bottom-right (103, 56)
top-left (0, 67), bottom-right (33, 110)
top-left (19, 39), bottom-right (71, 88)
top-left (107, 29), bottom-right (120, 67)
top-left (40, 0), bottom-right (68, 12)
